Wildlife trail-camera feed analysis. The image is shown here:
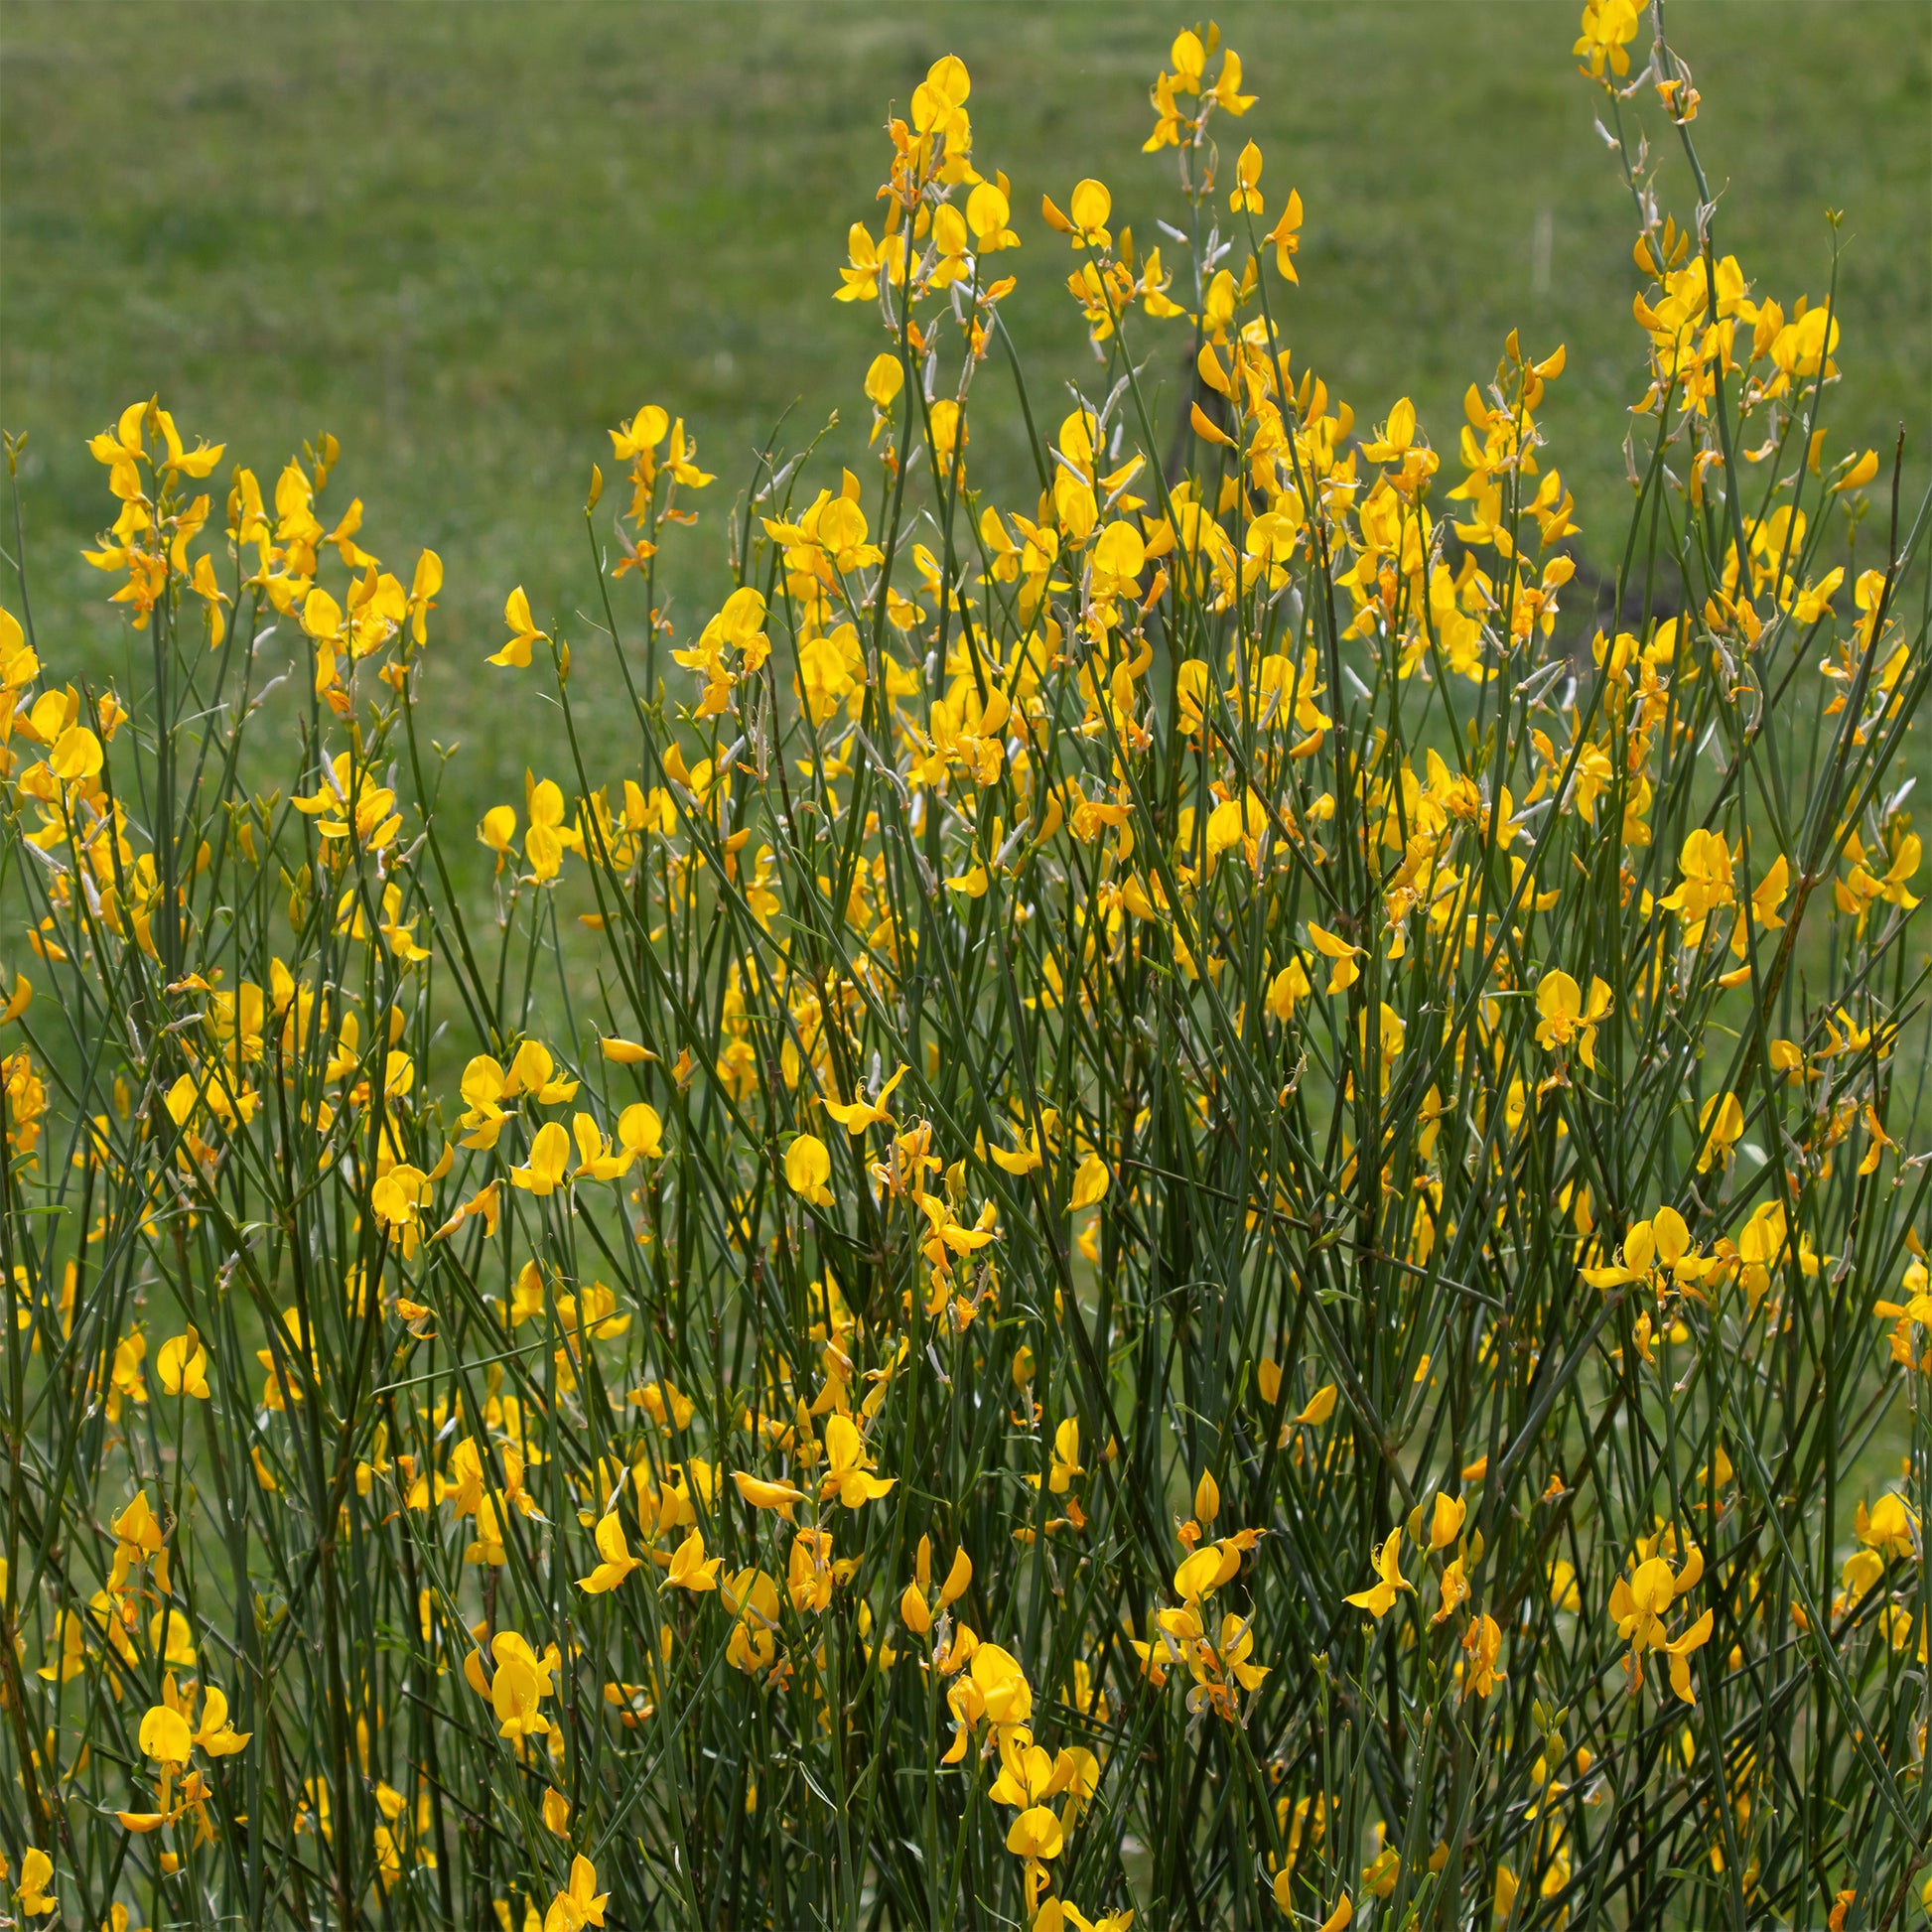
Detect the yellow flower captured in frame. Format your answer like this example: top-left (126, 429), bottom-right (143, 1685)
top-left (1209, 47), bottom-right (1255, 114)
top-left (863, 352), bottom-right (903, 410)
top-left (1212, 1609), bottom-right (1271, 1693)
top-left (13, 1847), bottom-right (56, 1917)
top-left (1229, 139), bottom-right (1263, 214)
top-left (487, 585), bottom-right (548, 669)
top-left (1343, 1530), bottom-right (1413, 1619)
top-left (1534, 968), bottom-right (1613, 1069)
top-left (510, 1120), bottom-right (573, 1196)
top-left (1856, 1491), bottom-right (1917, 1561)
top-left (1459, 1612), bottom-right (1505, 1699)
top-left (406, 546), bottom-right (442, 643)
top-left (1062, 179), bottom-right (1113, 250)
top-left (899, 1575), bottom-right (933, 1636)
top-left (833, 222), bottom-right (903, 304)
top-left (733, 1469), bottom-right (806, 1519)
top-left (1293, 1385), bottom-right (1336, 1428)
top-left (823, 1063), bottom-right (906, 1136)
top-left (140, 1702), bottom-right (195, 1767)
top-left (49, 724), bottom-right (103, 783)
top-left (1004, 1800), bottom-right (1066, 1924)
top-left (619, 1103), bottom-right (663, 1160)
top-left (571, 1112), bottom-right (634, 1181)
top-left (151, 1606), bottom-right (197, 1666)
top-left (191, 1682), bottom-right (251, 1756)
top-left (479, 804), bottom-right (517, 872)
top-left (1264, 189), bottom-right (1304, 282)
top-left (1173, 1541), bottom-right (1240, 1605)
top-left (1174, 658), bottom-right (1211, 735)
top-left (1607, 1540), bottom-right (1712, 1702)
top-left (1047, 1417), bottom-right (1083, 1495)
top-left (785, 1133), bottom-right (834, 1206)
top-left (371, 1163), bottom-right (431, 1231)
top-left (485, 1630), bottom-right (559, 1743)
top-left (820, 1413), bottom-right (896, 1509)
top-left (543, 1854), bottom-right (609, 1932)
top-left (156, 1327), bottom-right (210, 1398)
top-left (901, 1536), bottom-right (974, 1636)
top-left (787, 1527), bottom-right (836, 1614)
top-left (600, 1035), bottom-right (655, 1066)
top-left (1285, 1887), bottom-right (1349, 1932)
top-left (1192, 1470), bottom-right (1220, 1528)
top-left (1425, 1491), bottom-right (1466, 1552)
top-left (966, 180), bottom-right (1019, 251)
top-left (1069, 1151), bottom-right (1111, 1209)
top-left (1658, 828), bottom-right (1735, 941)
top-left (664, 1526), bottom-right (724, 1592)
top-left (1575, 0), bottom-right (1640, 79)
top-left (725, 1567), bottom-right (783, 1675)
top-left (1696, 1091), bottom-right (1743, 1173)
top-left (1308, 921), bottom-right (1364, 994)
top-left (577, 1513), bottom-right (644, 1594)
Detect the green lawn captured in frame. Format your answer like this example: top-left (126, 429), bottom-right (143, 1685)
top-left (4, 0), bottom-right (1926, 820)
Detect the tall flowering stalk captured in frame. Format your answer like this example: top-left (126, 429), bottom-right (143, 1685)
top-left (2, 7), bottom-right (1928, 1928)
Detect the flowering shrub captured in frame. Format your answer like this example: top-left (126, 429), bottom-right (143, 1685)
top-left (2, 7), bottom-right (1928, 1928)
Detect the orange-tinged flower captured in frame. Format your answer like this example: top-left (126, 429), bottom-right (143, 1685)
top-left (788, 1527), bottom-right (836, 1614)
top-left (1460, 1612), bottom-right (1505, 1700)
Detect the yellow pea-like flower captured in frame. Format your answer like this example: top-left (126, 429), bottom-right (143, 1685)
top-left (509, 1121), bottom-right (572, 1196)
top-left (785, 1133), bottom-right (833, 1206)
top-left (139, 1704), bottom-right (194, 1767)
top-left (487, 586), bottom-right (548, 669)
top-left (156, 1329), bottom-right (209, 1399)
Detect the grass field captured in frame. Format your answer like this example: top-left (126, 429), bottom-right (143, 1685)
top-left (3, 0), bottom-right (1928, 817)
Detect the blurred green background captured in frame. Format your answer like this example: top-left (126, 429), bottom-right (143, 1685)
top-left (3, 0), bottom-right (1927, 818)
